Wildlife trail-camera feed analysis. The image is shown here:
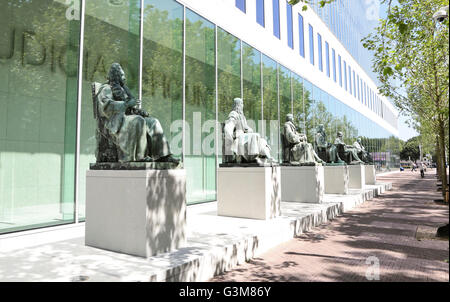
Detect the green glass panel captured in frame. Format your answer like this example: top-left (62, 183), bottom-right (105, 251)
top-left (185, 9), bottom-right (216, 204)
top-left (77, 0), bottom-right (141, 220)
top-left (292, 73), bottom-right (304, 133)
top-left (217, 27), bottom-right (241, 123)
top-left (303, 80), bottom-right (314, 144)
top-left (279, 65), bottom-right (292, 139)
top-left (0, 0), bottom-right (80, 233)
top-left (242, 42), bottom-right (262, 135)
top-left (262, 55), bottom-right (279, 162)
top-left (142, 0), bottom-right (183, 159)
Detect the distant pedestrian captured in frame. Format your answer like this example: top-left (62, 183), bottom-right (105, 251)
top-left (411, 163), bottom-right (417, 172)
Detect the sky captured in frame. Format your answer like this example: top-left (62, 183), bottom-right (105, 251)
top-left (398, 115), bottom-right (419, 141)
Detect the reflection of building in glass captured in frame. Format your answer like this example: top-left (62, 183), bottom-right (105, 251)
top-left (0, 0), bottom-right (400, 235)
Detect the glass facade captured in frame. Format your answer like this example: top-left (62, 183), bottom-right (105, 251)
top-left (0, 0), bottom-right (400, 235)
top-left (0, 0), bottom-right (80, 233)
top-left (309, 0), bottom-right (379, 84)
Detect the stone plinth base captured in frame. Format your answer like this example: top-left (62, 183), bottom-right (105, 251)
top-left (324, 166), bottom-right (349, 194)
top-left (281, 166), bottom-right (324, 203)
top-left (218, 167), bottom-right (281, 220)
top-left (85, 169), bottom-right (186, 258)
top-left (348, 165), bottom-right (365, 190)
top-left (365, 165), bottom-right (376, 185)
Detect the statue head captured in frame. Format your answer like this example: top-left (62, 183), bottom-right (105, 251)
top-left (286, 114), bottom-right (294, 123)
top-left (357, 137), bottom-right (362, 143)
top-left (108, 63), bottom-right (126, 86)
top-left (337, 131), bottom-right (343, 138)
top-left (232, 98), bottom-right (244, 114)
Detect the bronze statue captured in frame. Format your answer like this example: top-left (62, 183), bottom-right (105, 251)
top-left (353, 137), bottom-right (373, 164)
top-left (281, 114), bottom-right (323, 165)
top-left (314, 124), bottom-right (344, 165)
top-left (92, 63), bottom-right (179, 164)
top-left (334, 132), bottom-right (364, 165)
top-left (222, 98), bottom-right (274, 165)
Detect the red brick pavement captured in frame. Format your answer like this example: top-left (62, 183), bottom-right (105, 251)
top-left (211, 170), bottom-right (449, 282)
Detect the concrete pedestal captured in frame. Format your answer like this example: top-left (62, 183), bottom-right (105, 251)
top-left (324, 166), bottom-right (349, 194)
top-left (348, 165), bottom-right (365, 190)
top-left (281, 166), bottom-right (324, 203)
top-left (365, 165), bottom-right (376, 185)
top-left (85, 169), bottom-right (186, 258)
top-left (218, 167), bottom-right (281, 220)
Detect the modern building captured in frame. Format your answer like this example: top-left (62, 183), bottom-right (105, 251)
top-left (0, 0), bottom-right (400, 235)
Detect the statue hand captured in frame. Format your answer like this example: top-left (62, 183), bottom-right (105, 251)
top-left (127, 98), bottom-right (137, 108)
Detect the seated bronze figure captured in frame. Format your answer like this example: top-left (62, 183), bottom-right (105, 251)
top-left (281, 114), bottom-right (323, 165)
top-left (92, 63), bottom-right (179, 164)
top-left (314, 124), bottom-right (345, 165)
top-left (334, 132), bottom-right (364, 165)
top-left (222, 98), bottom-right (274, 165)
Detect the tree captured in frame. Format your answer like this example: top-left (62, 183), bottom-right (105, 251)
top-left (400, 136), bottom-right (425, 161)
top-left (362, 0), bottom-right (449, 201)
top-left (288, 0), bottom-right (335, 11)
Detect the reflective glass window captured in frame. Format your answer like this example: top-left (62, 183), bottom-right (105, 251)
top-left (332, 48), bottom-right (336, 82)
top-left (309, 24), bottom-right (314, 65)
top-left (262, 55), bottom-right (279, 162)
top-left (236, 0), bottom-right (246, 13)
top-left (256, 0), bottom-right (265, 27)
top-left (79, 0), bottom-right (143, 220)
top-left (185, 9), bottom-right (216, 203)
top-left (298, 13), bottom-right (305, 58)
top-left (287, 2), bottom-right (293, 49)
top-left (273, 0), bottom-right (280, 39)
top-left (242, 42), bottom-right (262, 134)
top-left (338, 55), bottom-right (342, 87)
top-left (325, 41), bottom-right (330, 77)
top-left (1, 0), bottom-right (82, 232)
top-left (317, 33), bottom-right (323, 72)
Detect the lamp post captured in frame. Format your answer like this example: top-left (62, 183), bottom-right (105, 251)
top-left (432, 5), bottom-right (449, 237)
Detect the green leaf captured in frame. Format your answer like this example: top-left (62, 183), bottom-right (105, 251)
top-left (383, 67), bottom-right (394, 77)
top-left (398, 23), bottom-right (408, 34)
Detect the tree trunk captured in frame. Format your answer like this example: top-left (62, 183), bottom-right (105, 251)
top-left (438, 118), bottom-right (448, 202)
top-left (436, 135), bottom-right (441, 179)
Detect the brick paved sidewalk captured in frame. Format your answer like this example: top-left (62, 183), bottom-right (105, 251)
top-left (211, 170), bottom-right (449, 282)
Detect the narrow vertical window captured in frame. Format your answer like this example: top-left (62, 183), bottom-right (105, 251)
top-left (273, 0), bottom-right (280, 39)
top-left (287, 1), bottom-right (293, 48)
top-left (348, 65), bottom-right (352, 94)
top-left (309, 24), bottom-right (314, 65)
top-left (343, 60), bottom-right (347, 90)
top-left (357, 75), bottom-right (360, 101)
top-left (325, 42), bottom-right (330, 77)
top-left (317, 33), bottom-right (323, 71)
top-left (256, 0), bottom-right (265, 27)
top-left (332, 48), bottom-right (336, 82)
top-left (353, 70), bottom-right (356, 97)
top-left (338, 55), bottom-right (342, 87)
top-left (298, 13), bottom-right (305, 57)
top-left (236, 0), bottom-right (246, 13)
